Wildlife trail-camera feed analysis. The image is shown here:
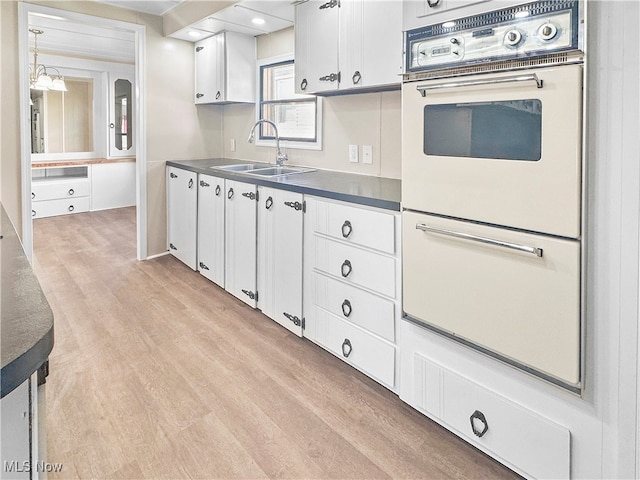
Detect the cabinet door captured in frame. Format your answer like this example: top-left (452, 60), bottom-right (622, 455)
top-left (224, 179), bottom-right (257, 307)
top-left (197, 174), bottom-right (225, 287)
top-left (167, 166), bottom-right (197, 270)
top-left (109, 72), bottom-right (135, 157)
top-left (294, 0), bottom-right (339, 94)
top-left (0, 380), bottom-right (31, 480)
top-left (194, 35), bottom-right (223, 104)
top-left (257, 186), bottom-right (304, 336)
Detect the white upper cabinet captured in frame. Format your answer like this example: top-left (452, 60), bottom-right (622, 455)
top-left (295, 0), bottom-right (402, 95)
top-left (194, 31), bottom-right (256, 104)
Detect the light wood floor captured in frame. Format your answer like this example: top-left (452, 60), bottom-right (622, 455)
top-left (33, 207), bottom-right (520, 479)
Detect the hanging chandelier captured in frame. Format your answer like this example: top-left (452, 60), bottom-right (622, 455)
top-left (29, 28), bottom-right (67, 91)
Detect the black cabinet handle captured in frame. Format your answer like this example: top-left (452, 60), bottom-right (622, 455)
top-left (265, 196), bottom-right (273, 210)
top-left (341, 339), bottom-right (352, 358)
top-left (68, 205), bottom-right (75, 212)
top-left (188, 178), bottom-right (194, 189)
top-left (300, 78), bottom-right (308, 91)
top-left (228, 188), bottom-right (234, 199)
top-left (341, 220), bottom-right (353, 238)
top-left (215, 185), bottom-right (221, 196)
top-left (470, 410), bottom-right (489, 438)
top-left (352, 71), bottom-right (361, 84)
top-left (32, 209), bottom-right (36, 217)
top-left (341, 299), bottom-right (352, 317)
top-left (215, 91), bottom-right (221, 100)
top-left (68, 188), bottom-right (75, 196)
top-left (427, 0), bottom-right (441, 7)
top-left (200, 180), bottom-right (210, 187)
top-left (341, 259), bottom-right (352, 278)
top-left (32, 192), bottom-right (35, 199)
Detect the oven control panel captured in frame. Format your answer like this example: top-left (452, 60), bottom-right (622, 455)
top-left (406, 0), bottom-right (580, 74)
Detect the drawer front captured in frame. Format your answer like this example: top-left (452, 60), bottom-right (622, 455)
top-left (317, 308), bottom-right (395, 388)
top-left (315, 236), bottom-right (396, 297)
top-left (32, 179), bottom-right (90, 201)
top-left (403, 210), bottom-right (580, 386)
top-left (310, 199), bottom-right (396, 254)
top-left (441, 363), bottom-right (570, 479)
top-left (314, 272), bottom-right (395, 341)
top-left (32, 197), bottom-right (90, 219)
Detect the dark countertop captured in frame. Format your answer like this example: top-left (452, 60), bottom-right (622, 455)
top-left (1, 205), bottom-right (54, 398)
top-left (166, 158), bottom-right (402, 211)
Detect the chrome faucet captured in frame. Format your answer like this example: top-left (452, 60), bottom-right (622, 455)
top-left (247, 119), bottom-right (288, 166)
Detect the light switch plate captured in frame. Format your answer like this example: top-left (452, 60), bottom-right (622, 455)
top-left (363, 145), bottom-right (373, 164)
top-left (349, 144), bottom-right (359, 163)
top-left (230, 138), bottom-right (236, 152)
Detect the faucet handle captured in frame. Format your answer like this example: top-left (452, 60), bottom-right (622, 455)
top-left (277, 152), bottom-right (288, 166)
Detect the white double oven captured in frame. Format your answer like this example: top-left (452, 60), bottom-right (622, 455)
top-left (401, 0), bottom-right (585, 390)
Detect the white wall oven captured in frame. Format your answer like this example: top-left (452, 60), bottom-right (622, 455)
top-left (401, 0), bottom-right (584, 391)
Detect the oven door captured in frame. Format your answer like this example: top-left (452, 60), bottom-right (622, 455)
top-left (403, 210), bottom-right (581, 388)
top-left (402, 64), bottom-right (583, 238)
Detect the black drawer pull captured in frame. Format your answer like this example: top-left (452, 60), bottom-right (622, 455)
top-left (470, 410), bottom-right (489, 438)
top-left (341, 259), bottom-right (352, 278)
top-left (352, 70), bottom-right (361, 85)
top-left (32, 192), bottom-right (35, 199)
top-left (341, 339), bottom-right (352, 358)
top-left (341, 220), bottom-right (353, 238)
top-left (300, 78), bottom-right (308, 91)
top-left (228, 188), bottom-right (234, 199)
top-left (32, 209), bottom-right (36, 217)
top-left (68, 188), bottom-right (75, 196)
top-left (341, 299), bottom-right (352, 317)
top-left (265, 196), bottom-right (273, 210)
top-left (68, 205), bottom-right (75, 212)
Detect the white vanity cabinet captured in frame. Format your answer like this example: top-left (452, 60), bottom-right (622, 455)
top-left (31, 165), bottom-right (90, 219)
top-left (224, 179), bottom-right (258, 307)
top-left (294, 0), bottom-right (402, 95)
top-left (194, 32), bottom-right (256, 104)
top-left (257, 186), bottom-right (304, 336)
top-left (197, 174), bottom-right (226, 287)
top-left (167, 166), bottom-right (198, 270)
top-left (303, 196), bottom-right (401, 391)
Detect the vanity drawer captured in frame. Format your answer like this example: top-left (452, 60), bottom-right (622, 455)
top-left (314, 236), bottom-right (396, 298)
top-left (32, 179), bottom-right (90, 201)
top-left (309, 198), bottom-right (396, 254)
top-left (32, 196), bottom-right (90, 219)
top-left (314, 272), bottom-right (395, 341)
top-left (317, 308), bottom-right (395, 389)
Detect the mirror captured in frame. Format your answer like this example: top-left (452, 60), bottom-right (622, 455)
top-left (30, 77), bottom-right (94, 154)
top-left (113, 78), bottom-right (132, 151)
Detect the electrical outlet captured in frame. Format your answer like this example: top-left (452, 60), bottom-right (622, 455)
top-left (362, 145), bottom-right (373, 164)
top-left (349, 144), bottom-right (359, 163)
top-left (230, 138), bottom-right (236, 152)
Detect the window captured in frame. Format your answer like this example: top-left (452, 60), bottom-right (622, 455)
top-left (256, 58), bottom-right (322, 150)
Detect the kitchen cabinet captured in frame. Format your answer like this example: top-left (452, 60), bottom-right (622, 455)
top-left (402, 0), bottom-right (490, 30)
top-left (197, 173), bottom-right (225, 287)
top-left (294, 0), bottom-right (402, 95)
top-left (257, 186), bottom-right (304, 336)
top-left (224, 179), bottom-right (258, 307)
top-left (167, 166), bottom-right (197, 270)
top-left (0, 380), bottom-right (31, 480)
top-left (303, 196), bottom-right (401, 391)
top-left (194, 32), bottom-right (256, 104)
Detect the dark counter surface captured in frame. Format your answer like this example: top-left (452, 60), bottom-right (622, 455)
top-left (1, 205), bottom-right (54, 398)
top-left (166, 158), bottom-right (401, 211)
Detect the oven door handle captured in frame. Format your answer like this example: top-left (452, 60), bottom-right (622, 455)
top-left (415, 223), bottom-right (544, 257)
top-left (416, 73), bottom-right (543, 97)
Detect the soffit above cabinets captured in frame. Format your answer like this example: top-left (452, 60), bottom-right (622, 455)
top-left (167, 1), bottom-right (294, 42)
top-left (29, 13), bottom-right (135, 64)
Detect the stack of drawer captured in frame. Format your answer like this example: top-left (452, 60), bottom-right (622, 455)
top-left (32, 176), bottom-right (90, 219)
top-left (304, 197), bottom-right (401, 391)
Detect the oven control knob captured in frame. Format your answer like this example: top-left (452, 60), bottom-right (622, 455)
top-left (538, 22), bottom-right (558, 41)
top-left (504, 29), bottom-right (523, 47)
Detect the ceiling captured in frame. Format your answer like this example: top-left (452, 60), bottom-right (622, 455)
top-left (93, 0), bottom-right (185, 17)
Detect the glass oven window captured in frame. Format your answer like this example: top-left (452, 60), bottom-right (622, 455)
top-left (424, 100), bottom-right (542, 161)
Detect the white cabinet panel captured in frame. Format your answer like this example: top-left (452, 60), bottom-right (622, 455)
top-left (32, 178), bottom-right (90, 201)
top-left (32, 196), bottom-right (90, 219)
top-left (167, 166), bottom-right (197, 270)
top-left (91, 162), bottom-right (136, 211)
top-left (224, 179), bottom-right (257, 307)
top-left (197, 174), bottom-right (225, 287)
top-left (0, 380), bottom-right (31, 480)
top-left (257, 186), bottom-right (304, 336)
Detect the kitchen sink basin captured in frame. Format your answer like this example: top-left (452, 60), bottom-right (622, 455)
top-left (244, 166), bottom-right (316, 177)
top-left (211, 163), bottom-right (269, 172)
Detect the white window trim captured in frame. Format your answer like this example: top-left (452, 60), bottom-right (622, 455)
top-left (255, 54), bottom-right (323, 151)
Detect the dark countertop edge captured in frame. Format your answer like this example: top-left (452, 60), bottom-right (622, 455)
top-left (1, 329), bottom-right (54, 398)
top-left (166, 159), bottom-right (401, 212)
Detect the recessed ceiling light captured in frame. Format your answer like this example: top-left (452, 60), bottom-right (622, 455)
top-left (187, 31), bottom-right (202, 38)
top-left (252, 17), bottom-right (266, 25)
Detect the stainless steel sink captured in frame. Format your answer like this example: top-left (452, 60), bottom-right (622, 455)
top-left (244, 166), bottom-right (316, 177)
top-left (210, 163), bottom-right (269, 172)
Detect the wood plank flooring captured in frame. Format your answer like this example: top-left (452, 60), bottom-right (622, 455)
top-left (33, 207), bottom-right (520, 479)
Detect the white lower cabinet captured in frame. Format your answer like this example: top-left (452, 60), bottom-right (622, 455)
top-left (257, 186), bottom-right (304, 336)
top-left (32, 176), bottom-right (90, 219)
top-left (167, 166), bottom-right (198, 270)
top-left (303, 196), bottom-right (401, 391)
top-left (197, 174), bottom-right (225, 287)
top-left (224, 179), bottom-right (258, 307)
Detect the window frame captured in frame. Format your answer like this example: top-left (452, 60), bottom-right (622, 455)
top-left (255, 55), bottom-right (322, 151)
